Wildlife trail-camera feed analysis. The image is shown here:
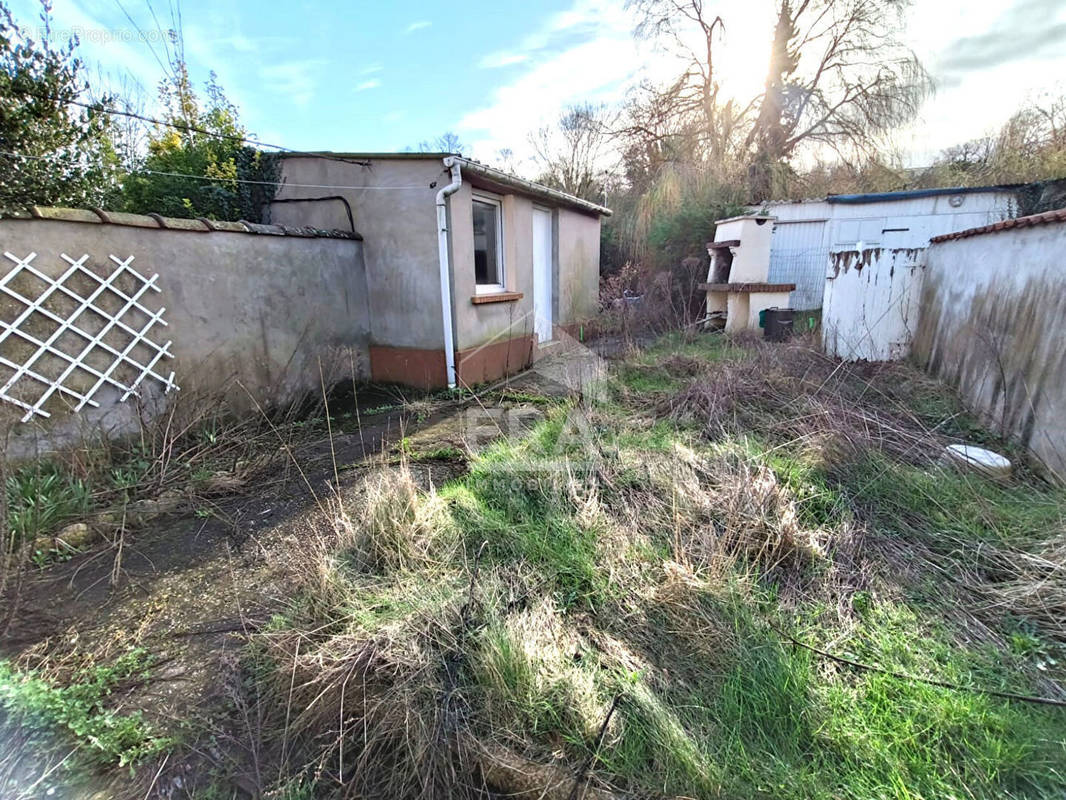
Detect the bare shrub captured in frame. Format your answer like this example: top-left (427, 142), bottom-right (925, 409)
top-left (598, 259), bottom-right (708, 340)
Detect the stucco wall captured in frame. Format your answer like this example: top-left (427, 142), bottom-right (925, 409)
top-left (913, 222), bottom-right (1066, 479)
top-left (0, 215), bottom-right (369, 455)
top-left (448, 182), bottom-right (534, 355)
top-left (273, 155), bottom-right (605, 387)
top-left (271, 156), bottom-right (445, 352)
top-left (822, 247), bottom-right (926, 361)
top-left (556, 208), bottom-right (601, 327)
top-left (449, 184), bottom-right (602, 351)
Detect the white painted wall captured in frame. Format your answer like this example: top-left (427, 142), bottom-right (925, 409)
top-left (822, 247), bottom-right (926, 361)
top-left (712, 215), bottom-right (774, 282)
top-left (763, 190), bottom-right (1018, 309)
top-left (913, 221), bottom-right (1066, 480)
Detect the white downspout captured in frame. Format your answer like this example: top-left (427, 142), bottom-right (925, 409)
top-left (436, 157), bottom-right (463, 388)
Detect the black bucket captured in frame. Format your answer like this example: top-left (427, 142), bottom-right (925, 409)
top-left (763, 307), bottom-right (794, 342)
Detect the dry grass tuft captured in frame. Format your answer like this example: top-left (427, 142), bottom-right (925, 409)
top-left (357, 467), bottom-right (458, 573)
top-left (656, 339), bottom-right (949, 467)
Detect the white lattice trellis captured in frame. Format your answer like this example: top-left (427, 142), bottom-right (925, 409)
top-left (0, 251), bottom-right (178, 422)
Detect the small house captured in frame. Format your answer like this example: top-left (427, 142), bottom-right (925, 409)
top-left (270, 153), bottom-right (611, 388)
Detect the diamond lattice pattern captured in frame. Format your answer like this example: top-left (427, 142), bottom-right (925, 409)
top-left (0, 251), bottom-right (178, 422)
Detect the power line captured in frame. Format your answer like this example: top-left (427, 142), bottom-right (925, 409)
top-left (111, 0), bottom-right (172, 81)
top-left (3, 82), bottom-right (373, 168)
top-left (0, 149), bottom-right (431, 192)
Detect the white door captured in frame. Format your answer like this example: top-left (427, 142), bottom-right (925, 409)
top-left (532, 207), bottom-right (553, 343)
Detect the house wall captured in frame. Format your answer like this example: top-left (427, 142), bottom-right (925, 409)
top-left (273, 155), bottom-right (604, 388)
top-left (764, 191), bottom-right (1017, 309)
top-left (0, 213), bottom-right (369, 457)
top-left (822, 247), bottom-right (926, 361)
top-left (913, 222), bottom-right (1066, 480)
top-left (556, 209), bottom-right (602, 328)
top-left (447, 181), bottom-right (602, 384)
top-left (270, 156), bottom-right (448, 387)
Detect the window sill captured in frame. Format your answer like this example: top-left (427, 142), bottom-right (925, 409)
top-left (471, 291), bottom-right (523, 305)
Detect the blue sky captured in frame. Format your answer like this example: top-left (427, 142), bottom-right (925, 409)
top-left (10, 0), bottom-right (643, 162)
top-left (9, 0), bottom-right (1066, 172)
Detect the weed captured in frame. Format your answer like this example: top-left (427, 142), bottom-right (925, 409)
top-left (202, 333), bottom-right (1066, 799)
top-left (0, 649), bottom-right (172, 769)
top-left (4, 462), bottom-right (90, 545)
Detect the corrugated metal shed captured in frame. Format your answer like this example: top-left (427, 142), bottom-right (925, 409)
top-left (761, 186), bottom-right (1019, 309)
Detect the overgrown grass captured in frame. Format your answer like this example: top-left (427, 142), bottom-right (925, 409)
top-left (218, 332), bottom-right (1066, 799)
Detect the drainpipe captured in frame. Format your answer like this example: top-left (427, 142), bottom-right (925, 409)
top-left (436, 157), bottom-right (463, 388)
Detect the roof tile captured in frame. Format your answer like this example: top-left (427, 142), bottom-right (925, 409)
top-left (930, 208), bottom-right (1066, 243)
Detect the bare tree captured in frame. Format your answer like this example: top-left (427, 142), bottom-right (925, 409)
top-left (494, 147), bottom-right (519, 174)
top-left (744, 0), bottom-right (930, 199)
top-left (927, 91), bottom-right (1066, 192)
top-left (530, 103), bottom-right (616, 202)
top-left (628, 0), bottom-right (931, 200)
top-left (418, 131), bottom-right (465, 155)
top-left (626, 0), bottom-right (751, 166)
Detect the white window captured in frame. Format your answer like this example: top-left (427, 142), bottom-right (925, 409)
top-left (472, 192), bottom-right (505, 293)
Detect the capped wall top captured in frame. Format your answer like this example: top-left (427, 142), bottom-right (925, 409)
top-left (4, 206), bottom-right (362, 241)
top-left (930, 207), bottom-right (1066, 243)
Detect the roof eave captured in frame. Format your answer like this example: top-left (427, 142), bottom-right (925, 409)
top-left (455, 158), bottom-right (611, 217)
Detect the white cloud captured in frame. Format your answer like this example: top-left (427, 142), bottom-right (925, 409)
top-left (259, 59), bottom-right (323, 108)
top-left (384, 111), bottom-right (404, 123)
top-left (457, 0), bottom-right (641, 163)
top-left (360, 63), bottom-right (384, 75)
top-left (35, 2), bottom-right (159, 93)
top-left (355, 79), bottom-right (381, 92)
top-left (896, 0), bottom-right (1066, 164)
top-left (404, 20), bottom-right (431, 34)
top-left (214, 33), bottom-right (255, 53)
top-left (479, 51), bottom-right (529, 69)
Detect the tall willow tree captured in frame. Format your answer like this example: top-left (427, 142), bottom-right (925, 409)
top-left (624, 0), bottom-right (931, 201)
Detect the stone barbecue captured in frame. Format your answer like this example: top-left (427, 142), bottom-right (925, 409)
top-left (700, 215), bottom-right (794, 332)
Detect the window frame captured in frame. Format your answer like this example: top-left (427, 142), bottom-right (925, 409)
top-left (472, 191), bottom-right (506, 294)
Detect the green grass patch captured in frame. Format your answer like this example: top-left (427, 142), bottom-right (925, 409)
top-left (239, 332), bottom-right (1066, 800)
top-left (635, 330), bottom-right (747, 365)
top-left (840, 451), bottom-right (1066, 548)
top-left (0, 649), bottom-right (172, 768)
top-left (614, 363), bottom-right (683, 394)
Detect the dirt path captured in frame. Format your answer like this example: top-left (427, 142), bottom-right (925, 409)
top-left (0, 347), bottom-right (612, 800)
top-left (2, 347), bottom-right (607, 689)
top-left (0, 406), bottom-right (460, 720)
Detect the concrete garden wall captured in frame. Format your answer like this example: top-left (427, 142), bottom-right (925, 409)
top-left (0, 209), bottom-right (369, 457)
top-left (913, 216), bottom-right (1066, 480)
